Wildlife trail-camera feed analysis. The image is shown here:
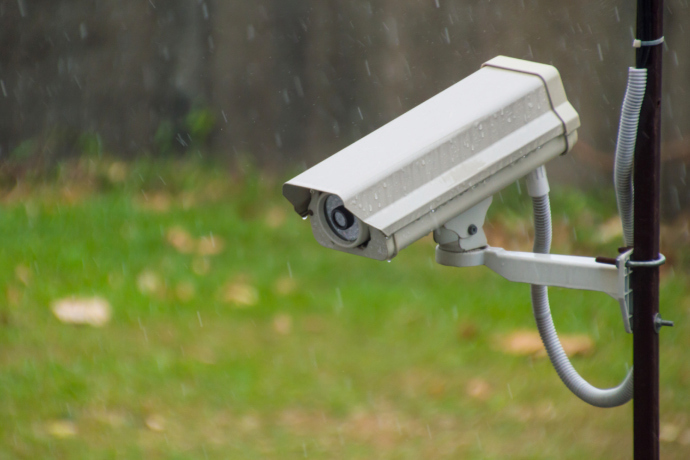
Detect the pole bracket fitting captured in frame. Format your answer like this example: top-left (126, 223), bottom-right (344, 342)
top-left (626, 254), bottom-right (666, 268)
top-left (654, 313), bottom-right (674, 333)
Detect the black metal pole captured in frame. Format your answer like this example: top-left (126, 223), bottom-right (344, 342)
top-left (633, 0), bottom-right (663, 458)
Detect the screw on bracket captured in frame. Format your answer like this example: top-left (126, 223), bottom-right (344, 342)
top-left (467, 224), bottom-right (478, 236)
top-left (654, 313), bottom-right (674, 333)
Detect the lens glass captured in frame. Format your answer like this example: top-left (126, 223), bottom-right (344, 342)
top-left (324, 195), bottom-right (359, 242)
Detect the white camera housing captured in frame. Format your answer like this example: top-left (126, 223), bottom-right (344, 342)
top-left (283, 56), bottom-right (580, 260)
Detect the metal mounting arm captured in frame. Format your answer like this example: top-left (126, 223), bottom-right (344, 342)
top-left (433, 199), bottom-right (634, 333)
top-left (436, 245), bottom-right (634, 333)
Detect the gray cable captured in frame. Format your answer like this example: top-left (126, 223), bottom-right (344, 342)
top-left (531, 194), bottom-right (633, 407)
top-left (614, 68), bottom-right (648, 247)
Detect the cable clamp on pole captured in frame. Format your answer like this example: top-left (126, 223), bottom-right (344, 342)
top-left (626, 254), bottom-right (666, 268)
top-left (632, 37), bottom-right (664, 48)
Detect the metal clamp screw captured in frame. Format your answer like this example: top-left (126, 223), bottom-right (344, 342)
top-left (654, 313), bottom-right (674, 333)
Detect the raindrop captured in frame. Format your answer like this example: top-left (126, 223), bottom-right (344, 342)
top-left (597, 43), bottom-right (604, 61)
top-left (435, 0), bottom-right (440, 7)
top-left (287, 262), bottom-right (293, 278)
top-left (17, 0), bottom-right (27, 17)
top-left (201, 2), bottom-right (209, 20)
top-left (357, 107), bottom-right (364, 120)
top-left (247, 25), bottom-right (255, 41)
top-left (275, 132), bottom-right (282, 148)
top-left (197, 311), bottom-right (203, 327)
top-left (301, 215), bottom-right (308, 220)
top-left (79, 23), bottom-right (88, 40)
top-left (0, 80), bottom-right (6, 98)
top-left (365, 59), bottom-right (371, 76)
top-left (294, 76), bottom-right (304, 97)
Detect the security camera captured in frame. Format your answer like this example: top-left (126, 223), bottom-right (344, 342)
top-left (283, 56), bottom-right (579, 260)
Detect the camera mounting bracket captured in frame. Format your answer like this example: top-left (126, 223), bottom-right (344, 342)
top-left (433, 197), bottom-right (493, 252)
top-left (436, 241), bottom-right (634, 333)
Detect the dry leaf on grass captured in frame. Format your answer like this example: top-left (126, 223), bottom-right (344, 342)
top-left (145, 414), bottom-right (166, 432)
top-left (107, 162), bottom-right (128, 183)
top-left (197, 235), bottom-right (225, 255)
top-left (264, 206), bottom-right (287, 228)
top-left (272, 313), bottom-right (292, 335)
top-left (51, 297), bottom-right (111, 327)
top-left (166, 227), bottom-right (225, 256)
top-left (466, 378), bottom-right (492, 401)
top-left (166, 226), bottom-right (196, 253)
top-left (137, 270), bottom-right (163, 296)
top-left (138, 192), bottom-right (172, 213)
top-left (497, 330), bottom-right (594, 357)
top-left (596, 216), bottom-right (624, 243)
top-left (15, 264), bottom-right (32, 285)
top-left (46, 420), bottom-right (77, 438)
top-left (660, 423), bottom-right (682, 443)
top-left (274, 276), bottom-right (297, 296)
top-left (222, 279), bottom-right (259, 307)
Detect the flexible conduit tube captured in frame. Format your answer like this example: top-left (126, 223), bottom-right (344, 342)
top-left (614, 68), bottom-right (648, 246)
top-left (530, 192), bottom-right (633, 407)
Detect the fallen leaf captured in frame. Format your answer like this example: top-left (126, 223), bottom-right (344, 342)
top-left (15, 264), bottom-right (32, 285)
top-left (7, 286), bottom-right (21, 306)
top-left (428, 379), bottom-right (446, 397)
top-left (466, 378), bottom-right (492, 401)
top-left (166, 226), bottom-right (195, 253)
top-left (457, 322), bottom-right (478, 341)
top-left (559, 335), bottom-right (595, 357)
top-left (137, 270), bottom-right (163, 296)
top-left (139, 192), bottom-right (171, 212)
top-left (274, 276), bottom-right (297, 296)
top-left (197, 235), bottom-right (225, 256)
top-left (222, 280), bottom-right (259, 307)
top-left (272, 313), bottom-right (292, 335)
top-left (145, 414), bottom-right (166, 432)
top-left (596, 216), bottom-right (624, 244)
top-left (660, 423), bottom-right (682, 443)
top-left (51, 297), bottom-right (111, 327)
top-left (264, 206), bottom-right (287, 228)
top-left (107, 162), bottom-right (128, 183)
top-left (47, 420), bottom-right (77, 438)
top-left (497, 330), bottom-right (594, 357)
top-left (498, 331), bottom-right (544, 356)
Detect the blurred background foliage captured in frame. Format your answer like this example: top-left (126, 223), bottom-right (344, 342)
top-left (1, 0), bottom-right (690, 216)
top-left (1, 1), bottom-right (689, 459)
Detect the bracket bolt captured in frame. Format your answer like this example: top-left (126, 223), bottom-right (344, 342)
top-left (467, 224), bottom-right (478, 236)
top-left (654, 313), bottom-right (674, 333)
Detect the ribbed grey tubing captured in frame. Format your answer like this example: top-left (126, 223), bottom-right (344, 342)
top-left (614, 68), bottom-right (648, 246)
top-left (531, 194), bottom-right (634, 407)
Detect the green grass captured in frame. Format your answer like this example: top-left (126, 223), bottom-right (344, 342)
top-left (0, 157), bottom-right (687, 459)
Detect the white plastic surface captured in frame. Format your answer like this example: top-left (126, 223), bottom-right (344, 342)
top-left (284, 56), bottom-right (580, 260)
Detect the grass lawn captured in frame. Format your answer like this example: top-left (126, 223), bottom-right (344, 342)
top-left (0, 157), bottom-right (687, 459)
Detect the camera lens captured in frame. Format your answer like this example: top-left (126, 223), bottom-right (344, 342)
top-left (324, 194), bottom-right (360, 242)
top-left (331, 206), bottom-right (355, 230)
